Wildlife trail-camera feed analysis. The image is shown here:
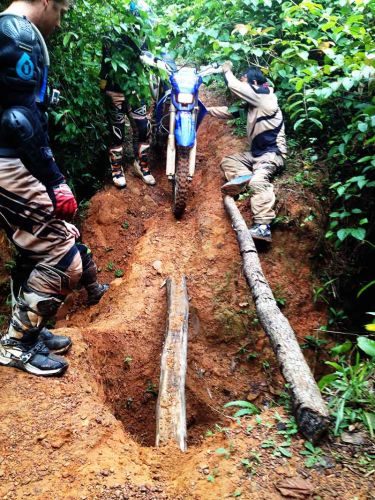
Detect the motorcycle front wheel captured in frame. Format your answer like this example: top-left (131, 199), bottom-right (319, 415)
top-left (173, 146), bottom-right (190, 219)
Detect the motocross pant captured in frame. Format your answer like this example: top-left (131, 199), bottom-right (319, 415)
top-left (0, 157), bottom-right (96, 340)
top-left (105, 90), bottom-right (152, 169)
top-left (220, 151), bottom-right (284, 224)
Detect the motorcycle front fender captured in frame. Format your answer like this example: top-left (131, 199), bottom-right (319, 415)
top-left (175, 111), bottom-right (196, 148)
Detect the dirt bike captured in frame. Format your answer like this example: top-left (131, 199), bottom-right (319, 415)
top-left (141, 51), bottom-right (222, 218)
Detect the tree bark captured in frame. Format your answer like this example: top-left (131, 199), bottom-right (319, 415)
top-left (224, 196), bottom-right (330, 442)
top-left (156, 276), bottom-right (189, 451)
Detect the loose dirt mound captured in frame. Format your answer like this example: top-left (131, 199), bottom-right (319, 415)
top-left (0, 91), bottom-right (372, 499)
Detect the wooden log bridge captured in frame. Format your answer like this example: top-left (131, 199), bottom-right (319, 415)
top-left (224, 195), bottom-right (330, 442)
top-left (156, 276), bottom-right (189, 451)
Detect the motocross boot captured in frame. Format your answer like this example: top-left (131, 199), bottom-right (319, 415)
top-left (38, 327), bottom-right (72, 355)
top-left (0, 288), bottom-right (68, 376)
top-left (133, 143), bottom-right (156, 186)
top-left (86, 283), bottom-right (110, 306)
top-left (10, 277), bottom-right (72, 355)
top-left (109, 145), bottom-right (126, 188)
top-left (78, 250), bottom-right (109, 306)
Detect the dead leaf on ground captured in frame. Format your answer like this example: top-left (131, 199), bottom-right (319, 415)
top-left (341, 432), bottom-right (367, 446)
top-left (275, 477), bottom-right (314, 498)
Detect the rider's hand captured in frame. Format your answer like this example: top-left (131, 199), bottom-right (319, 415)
top-left (65, 222), bottom-right (80, 240)
top-left (221, 61), bottom-right (233, 74)
top-left (52, 183), bottom-right (78, 221)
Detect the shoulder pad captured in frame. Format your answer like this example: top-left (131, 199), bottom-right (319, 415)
top-left (0, 15), bottom-right (36, 47)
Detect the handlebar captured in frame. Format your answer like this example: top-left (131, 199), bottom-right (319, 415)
top-left (140, 51), bottom-right (174, 73)
top-left (140, 51), bottom-right (223, 77)
top-left (198, 63), bottom-right (223, 78)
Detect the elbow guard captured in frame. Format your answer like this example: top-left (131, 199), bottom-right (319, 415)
top-left (1, 106), bottom-right (64, 187)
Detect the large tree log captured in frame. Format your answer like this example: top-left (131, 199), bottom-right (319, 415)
top-left (224, 196), bottom-right (330, 442)
top-left (156, 276), bottom-right (189, 451)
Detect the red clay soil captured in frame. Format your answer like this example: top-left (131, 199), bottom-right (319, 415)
top-left (0, 90), bottom-right (373, 499)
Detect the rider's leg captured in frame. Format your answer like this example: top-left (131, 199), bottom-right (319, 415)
top-left (76, 243), bottom-right (109, 306)
top-left (105, 91), bottom-right (127, 188)
top-left (128, 103), bottom-right (156, 186)
top-left (249, 152), bottom-right (284, 226)
top-left (0, 158), bottom-right (83, 375)
top-left (220, 152), bottom-right (254, 196)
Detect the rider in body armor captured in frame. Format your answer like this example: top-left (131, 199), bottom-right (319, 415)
top-left (0, 0), bottom-right (108, 376)
top-left (99, 0), bottom-right (156, 188)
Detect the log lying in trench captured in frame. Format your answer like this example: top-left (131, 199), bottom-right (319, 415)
top-left (223, 195), bottom-right (330, 442)
top-left (156, 276), bottom-right (189, 451)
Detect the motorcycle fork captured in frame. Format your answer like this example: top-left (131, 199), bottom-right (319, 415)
top-left (166, 102), bottom-right (176, 179)
top-left (188, 107), bottom-right (199, 180)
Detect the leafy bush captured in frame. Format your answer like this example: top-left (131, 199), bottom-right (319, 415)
top-left (319, 337), bottom-right (375, 436)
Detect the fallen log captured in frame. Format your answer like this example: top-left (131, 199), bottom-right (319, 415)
top-left (223, 195), bottom-right (330, 442)
top-left (156, 276), bottom-right (189, 451)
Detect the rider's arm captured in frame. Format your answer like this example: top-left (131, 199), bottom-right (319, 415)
top-left (207, 106), bottom-right (238, 119)
top-left (0, 15), bottom-right (65, 188)
top-left (224, 70), bottom-right (261, 107)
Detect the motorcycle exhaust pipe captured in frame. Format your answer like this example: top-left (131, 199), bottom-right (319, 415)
top-left (166, 104), bottom-right (176, 179)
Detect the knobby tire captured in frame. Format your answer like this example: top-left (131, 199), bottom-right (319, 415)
top-left (173, 147), bottom-right (190, 219)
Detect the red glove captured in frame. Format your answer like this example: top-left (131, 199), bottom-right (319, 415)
top-left (52, 183), bottom-right (77, 221)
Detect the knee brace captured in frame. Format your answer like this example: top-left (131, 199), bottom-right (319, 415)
top-left (27, 260), bottom-right (82, 296)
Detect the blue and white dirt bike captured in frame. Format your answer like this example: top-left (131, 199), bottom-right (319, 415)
top-left (141, 51), bottom-right (222, 218)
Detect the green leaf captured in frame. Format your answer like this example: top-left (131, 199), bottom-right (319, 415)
top-left (357, 337), bottom-right (375, 357)
top-left (216, 447), bottom-right (228, 455)
top-left (224, 401), bottom-right (259, 413)
top-left (330, 341), bottom-right (353, 355)
top-left (349, 228), bottom-right (366, 241)
top-left (336, 228), bottom-right (350, 242)
top-left (357, 281), bottom-right (375, 298)
top-left (309, 117), bottom-right (323, 129)
top-left (318, 373), bottom-right (338, 390)
top-left (304, 441), bottom-right (316, 453)
top-left (358, 122), bottom-right (368, 133)
top-left (63, 33), bottom-right (72, 47)
top-left (325, 361), bottom-right (345, 372)
top-left (234, 408), bottom-right (256, 418)
top-left (293, 118), bottom-right (306, 130)
top-left (278, 447), bottom-right (292, 458)
top-left (342, 77), bottom-right (354, 91)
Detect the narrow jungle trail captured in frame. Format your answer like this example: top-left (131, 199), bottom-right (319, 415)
top-left (0, 92), bottom-right (373, 499)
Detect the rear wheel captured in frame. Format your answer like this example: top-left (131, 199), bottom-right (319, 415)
top-left (173, 146), bottom-right (190, 219)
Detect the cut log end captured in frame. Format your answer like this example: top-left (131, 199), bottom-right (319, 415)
top-left (296, 407), bottom-right (330, 443)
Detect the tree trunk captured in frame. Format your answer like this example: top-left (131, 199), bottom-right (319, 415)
top-left (224, 196), bottom-right (330, 442)
top-left (156, 276), bottom-right (189, 451)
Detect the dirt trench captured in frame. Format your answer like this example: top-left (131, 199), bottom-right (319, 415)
top-left (0, 92), bottom-right (371, 499)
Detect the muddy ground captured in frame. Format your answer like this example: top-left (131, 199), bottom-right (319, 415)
top-left (0, 91), bottom-right (373, 499)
